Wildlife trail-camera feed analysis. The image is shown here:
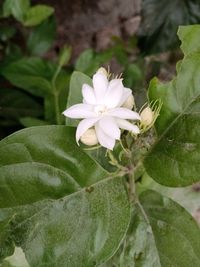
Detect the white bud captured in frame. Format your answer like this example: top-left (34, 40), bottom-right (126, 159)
top-left (140, 107), bottom-right (154, 126)
top-left (122, 95), bottom-right (135, 110)
top-left (80, 128), bottom-right (98, 146)
top-left (97, 67), bottom-right (108, 76)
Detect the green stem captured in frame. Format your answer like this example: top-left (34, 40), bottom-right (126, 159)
top-left (52, 65), bottom-right (62, 125)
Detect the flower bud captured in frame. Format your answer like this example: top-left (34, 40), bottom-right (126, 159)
top-left (97, 67), bottom-right (108, 76)
top-left (140, 107), bottom-right (154, 126)
top-left (80, 128), bottom-right (98, 146)
top-left (122, 95), bottom-right (135, 110)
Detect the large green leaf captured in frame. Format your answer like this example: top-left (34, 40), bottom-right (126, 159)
top-left (65, 71), bottom-right (92, 126)
top-left (1, 58), bottom-right (55, 97)
top-left (102, 206), bottom-right (161, 267)
top-left (0, 126), bottom-right (130, 266)
top-left (138, 0), bottom-right (200, 54)
top-left (144, 25), bottom-right (200, 186)
top-left (140, 190), bottom-right (200, 267)
top-left (27, 16), bottom-right (56, 56)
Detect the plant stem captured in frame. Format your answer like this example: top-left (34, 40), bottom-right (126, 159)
top-left (52, 65), bottom-right (62, 125)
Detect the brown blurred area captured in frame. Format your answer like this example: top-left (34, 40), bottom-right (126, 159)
top-left (32, 0), bottom-right (141, 58)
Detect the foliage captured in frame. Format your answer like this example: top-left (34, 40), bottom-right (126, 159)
top-left (138, 0), bottom-right (200, 54)
top-left (1, 0), bottom-right (200, 265)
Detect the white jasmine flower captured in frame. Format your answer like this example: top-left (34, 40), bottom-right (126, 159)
top-left (63, 68), bottom-right (140, 150)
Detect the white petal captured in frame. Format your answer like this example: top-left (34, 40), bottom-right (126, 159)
top-left (93, 72), bottom-right (108, 104)
top-left (82, 84), bottom-right (96, 105)
top-left (63, 104), bottom-right (96, 119)
top-left (95, 123), bottom-right (115, 150)
top-left (76, 118), bottom-right (99, 143)
top-left (104, 79), bottom-right (123, 108)
top-left (118, 87), bottom-right (132, 107)
top-left (99, 116), bottom-right (121, 140)
top-left (109, 108), bottom-right (141, 120)
top-left (116, 118), bottom-right (140, 134)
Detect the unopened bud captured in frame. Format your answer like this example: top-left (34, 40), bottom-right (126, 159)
top-left (122, 95), bottom-right (135, 110)
top-left (80, 128), bottom-right (98, 146)
top-left (97, 67), bottom-right (108, 76)
top-left (140, 107), bottom-right (154, 126)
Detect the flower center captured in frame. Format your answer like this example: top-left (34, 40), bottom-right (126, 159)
top-left (94, 105), bottom-right (107, 115)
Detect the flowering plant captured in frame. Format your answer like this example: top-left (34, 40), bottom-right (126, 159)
top-left (1, 25), bottom-right (200, 267)
top-left (63, 68), bottom-right (140, 150)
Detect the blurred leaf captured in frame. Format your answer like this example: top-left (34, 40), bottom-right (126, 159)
top-left (123, 63), bottom-right (143, 88)
top-left (75, 49), bottom-right (112, 76)
top-left (3, 0), bottom-right (30, 21)
top-left (19, 117), bottom-right (49, 127)
top-left (111, 37), bottom-right (128, 66)
top-left (0, 26), bottom-right (16, 42)
top-left (138, 0), bottom-right (200, 54)
top-left (65, 71), bottom-right (92, 126)
top-left (44, 70), bottom-right (70, 124)
top-left (3, 44), bottom-right (23, 65)
top-left (0, 88), bottom-right (43, 121)
top-left (58, 45), bottom-right (72, 67)
top-left (0, 126), bottom-right (130, 266)
top-left (140, 190), bottom-right (200, 267)
top-left (1, 58), bottom-right (55, 97)
top-left (23, 5), bottom-right (54, 27)
top-left (75, 49), bottom-right (96, 75)
top-left (27, 16), bottom-right (56, 56)
top-left (137, 173), bottom-right (200, 215)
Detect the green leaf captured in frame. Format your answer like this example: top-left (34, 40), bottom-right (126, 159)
top-left (177, 24), bottom-right (200, 55)
top-left (1, 58), bottom-right (54, 97)
top-left (75, 49), bottom-right (112, 76)
top-left (0, 88), bottom-right (43, 121)
top-left (0, 126), bottom-right (130, 266)
top-left (3, 0), bottom-right (30, 21)
top-left (27, 16), bottom-right (56, 56)
top-left (65, 71), bottom-right (92, 126)
top-left (23, 5), bottom-right (54, 27)
top-left (75, 49), bottom-right (95, 74)
top-left (138, 0), bottom-right (200, 54)
top-left (140, 190), bottom-right (200, 267)
top-left (0, 210), bottom-right (15, 261)
top-left (102, 206), bottom-right (160, 267)
top-left (0, 26), bottom-right (16, 42)
top-left (123, 64), bottom-right (143, 89)
top-left (137, 173), bottom-right (200, 216)
top-left (58, 45), bottom-right (72, 67)
top-left (145, 25), bottom-right (200, 186)
top-left (19, 117), bottom-right (49, 127)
